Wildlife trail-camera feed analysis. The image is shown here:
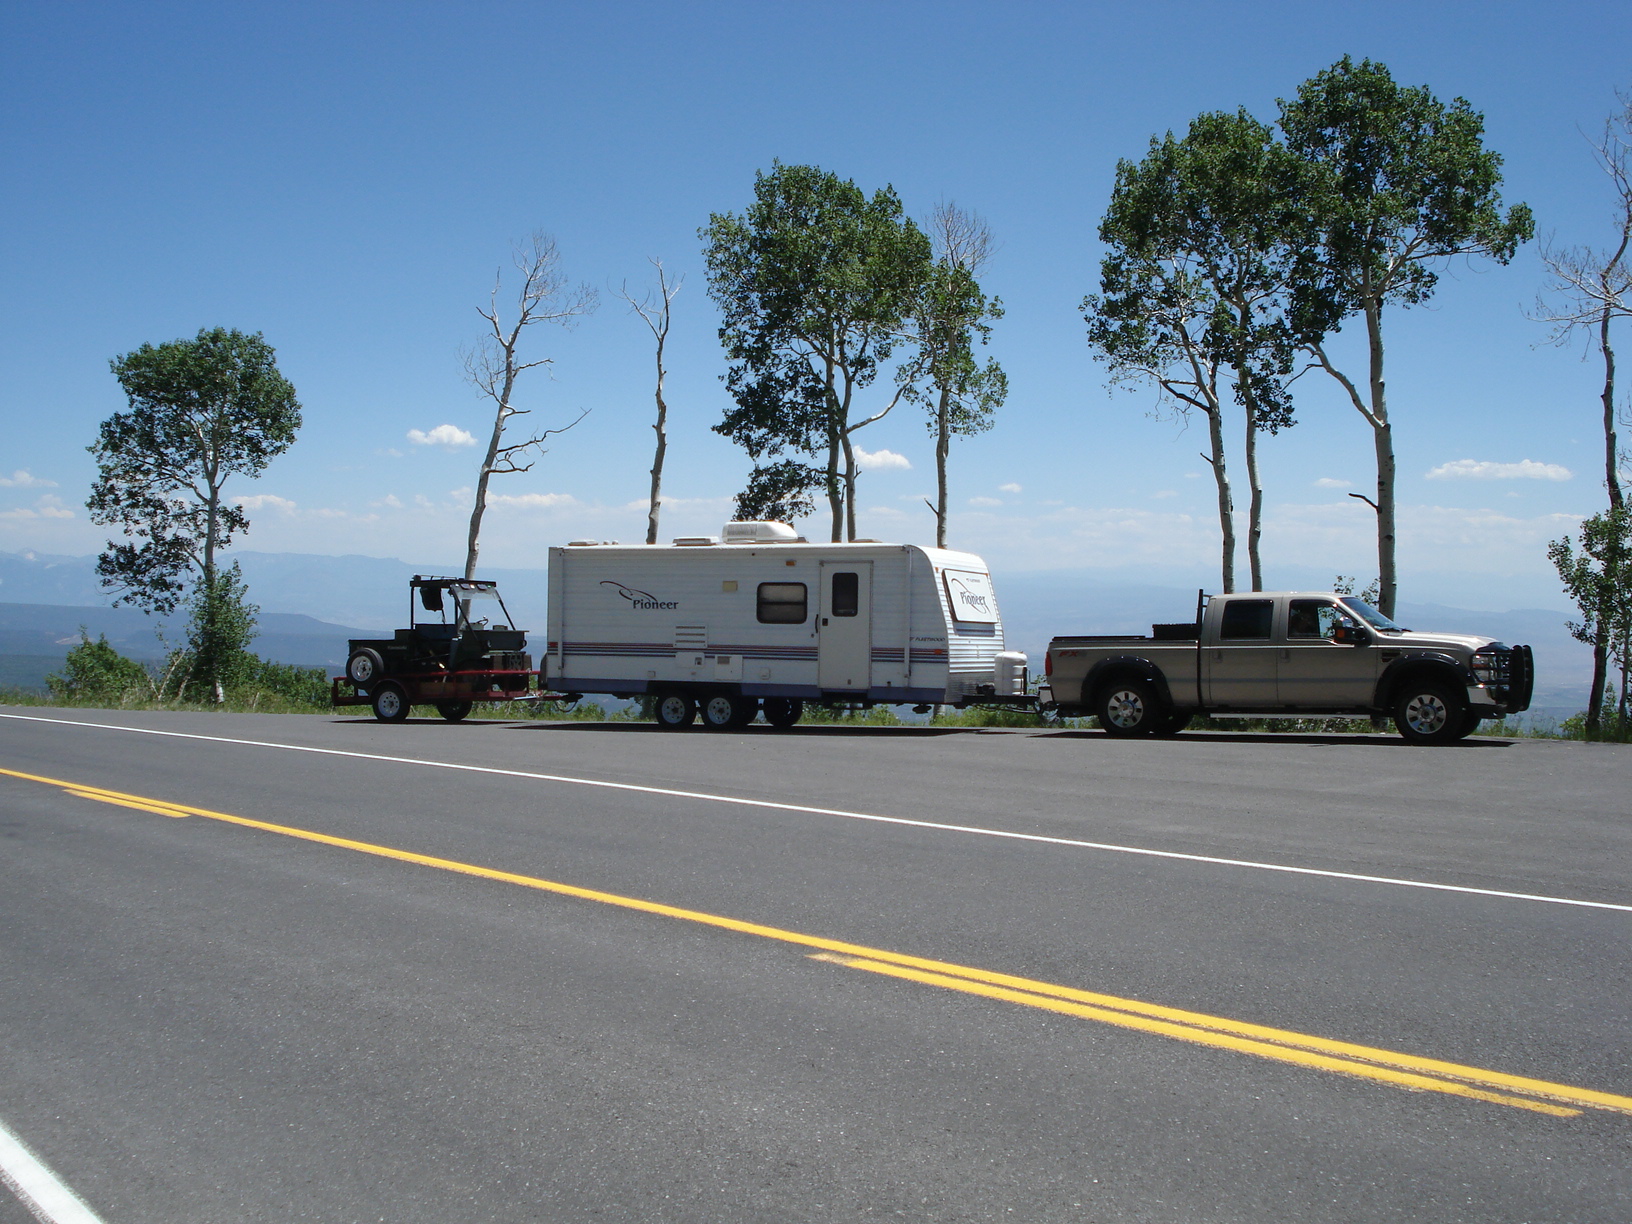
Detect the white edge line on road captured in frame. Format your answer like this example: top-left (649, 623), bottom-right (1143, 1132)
top-left (0, 1117), bottom-right (107, 1224)
top-left (4, 710), bottom-right (1629, 915)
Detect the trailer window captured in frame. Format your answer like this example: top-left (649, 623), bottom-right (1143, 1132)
top-left (1219, 599), bottom-right (1274, 640)
top-left (831, 571), bottom-right (859, 617)
top-left (757, 582), bottom-right (807, 624)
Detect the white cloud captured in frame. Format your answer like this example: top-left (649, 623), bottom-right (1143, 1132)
top-left (1426, 459), bottom-right (1572, 482)
top-left (854, 447), bottom-right (912, 471)
top-left (372, 494), bottom-right (404, 509)
top-left (487, 492), bottom-right (579, 509)
top-left (968, 496), bottom-right (1003, 508)
top-left (0, 470), bottom-right (56, 488)
top-left (998, 482), bottom-right (1023, 494)
top-left (233, 493), bottom-right (297, 513)
top-left (0, 495), bottom-right (73, 521)
top-left (407, 424), bottom-right (478, 450)
top-left (1152, 489), bottom-right (1178, 500)
top-left (1314, 477), bottom-right (1353, 489)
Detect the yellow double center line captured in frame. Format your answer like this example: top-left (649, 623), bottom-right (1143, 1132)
top-left (8, 764), bottom-right (1630, 1120)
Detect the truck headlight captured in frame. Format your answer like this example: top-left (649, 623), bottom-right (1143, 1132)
top-left (1471, 651), bottom-right (1497, 685)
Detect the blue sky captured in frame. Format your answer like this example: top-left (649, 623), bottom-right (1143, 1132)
top-left (3, 0), bottom-right (1629, 611)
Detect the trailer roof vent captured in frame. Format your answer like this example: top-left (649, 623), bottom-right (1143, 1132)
top-left (566, 539), bottom-right (598, 546)
top-left (721, 521), bottom-right (803, 544)
top-left (672, 535), bottom-right (719, 546)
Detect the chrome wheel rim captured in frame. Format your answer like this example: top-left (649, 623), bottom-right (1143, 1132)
top-left (1405, 693), bottom-right (1448, 735)
top-left (350, 657), bottom-right (375, 683)
top-left (1107, 689), bottom-right (1145, 729)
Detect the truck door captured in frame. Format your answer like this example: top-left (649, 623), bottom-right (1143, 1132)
top-left (1202, 598), bottom-right (1278, 707)
top-left (817, 561), bottom-right (872, 691)
top-left (1276, 598), bottom-right (1379, 706)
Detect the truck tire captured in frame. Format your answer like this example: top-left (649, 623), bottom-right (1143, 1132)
top-left (1393, 680), bottom-right (1467, 746)
top-left (1096, 679), bottom-right (1160, 737)
top-left (1156, 711), bottom-right (1193, 736)
top-left (654, 692), bottom-right (696, 729)
top-left (762, 698), bottom-right (803, 728)
top-left (437, 701), bottom-right (473, 722)
top-left (347, 648), bottom-right (386, 687)
top-left (371, 682), bottom-right (410, 722)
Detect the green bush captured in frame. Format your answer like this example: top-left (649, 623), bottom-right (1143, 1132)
top-left (45, 631), bottom-right (153, 703)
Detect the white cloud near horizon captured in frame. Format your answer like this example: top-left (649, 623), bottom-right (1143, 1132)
top-left (407, 424), bottom-right (477, 450)
top-left (998, 482), bottom-right (1022, 494)
top-left (233, 493), bottom-right (298, 513)
top-left (1427, 459), bottom-right (1572, 482)
top-left (1314, 477), bottom-right (1353, 488)
top-left (487, 492), bottom-right (579, 509)
top-left (854, 447), bottom-right (911, 471)
top-left (0, 494), bottom-right (73, 521)
top-left (0, 470), bottom-right (57, 488)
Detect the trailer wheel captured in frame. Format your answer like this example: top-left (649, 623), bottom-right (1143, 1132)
top-left (347, 648), bottom-right (385, 687)
top-left (437, 701), bottom-right (473, 722)
top-left (1096, 679), bottom-right (1159, 737)
top-left (1393, 680), bottom-right (1467, 746)
top-left (701, 693), bottom-right (756, 730)
top-left (371, 682), bottom-right (410, 722)
top-left (654, 692), bottom-right (696, 729)
top-left (1156, 711), bottom-right (1193, 736)
top-left (762, 698), bottom-right (803, 728)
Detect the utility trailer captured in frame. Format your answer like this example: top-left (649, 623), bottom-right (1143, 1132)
top-left (333, 576), bottom-right (539, 721)
top-left (544, 521), bottom-right (1030, 728)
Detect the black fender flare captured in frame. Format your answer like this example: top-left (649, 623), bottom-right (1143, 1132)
top-left (1083, 656), bottom-right (1178, 713)
top-left (1374, 653), bottom-right (1471, 711)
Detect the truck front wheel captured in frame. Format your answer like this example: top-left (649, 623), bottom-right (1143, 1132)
top-left (1096, 680), bottom-right (1160, 737)
top-left (1393, 681), bottom-right (1468, 746)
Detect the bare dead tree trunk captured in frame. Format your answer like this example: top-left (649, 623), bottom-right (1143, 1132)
top-left (619, 260), bottom-right (680, 545)
top-left (463, 232), bottom-right (596, 579)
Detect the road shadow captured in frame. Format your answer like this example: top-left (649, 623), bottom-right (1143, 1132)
top-left (1032, 729), bottom-right (1516, 748)
top-left (502, 721), bottom-right (971, 738)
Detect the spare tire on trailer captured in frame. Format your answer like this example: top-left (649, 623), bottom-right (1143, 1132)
top-left (347, 647), bottom-right (386, 687)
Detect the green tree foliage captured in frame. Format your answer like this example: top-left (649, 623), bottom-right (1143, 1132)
top-left (1281, 57), bottom-right (1533, 617)
top-left (89, 326), bottom-right (299, 701)
top-left (177, 562), bottom-right (260, 702)
top-left (1548, 506), bottom-right (1632, 737)
top-left (1085, 110), bottom-right (1300, 591)
top-left (702, 162), bottom-right (931, 540)
top-left (90, 327), bottom-right (301, 615)
top-left (907, 203), bottom-right (1007, 549)
top-left (46, 631), bottom-right (152, 702)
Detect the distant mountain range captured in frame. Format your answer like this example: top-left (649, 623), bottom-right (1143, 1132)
top-left (0, 547), bottom-right (1598, 714)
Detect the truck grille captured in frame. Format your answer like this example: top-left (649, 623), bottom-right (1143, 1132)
top-left (1482, 645), bottom-right (1534, 712)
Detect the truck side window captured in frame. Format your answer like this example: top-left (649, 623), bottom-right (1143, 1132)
top-left (831, 571), bottom-right (859, 617)
top-left (1289, 599), bottom-right (1349, 640)
top-left (1219, 599), bottom-right (1273, 640)
top-left (756, 582), bottom-right (807, 624)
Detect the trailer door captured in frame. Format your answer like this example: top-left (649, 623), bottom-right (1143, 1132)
top-left (817, 561), bottom-right (872, 691)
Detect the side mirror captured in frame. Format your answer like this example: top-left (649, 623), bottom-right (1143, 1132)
top-left (1333, 623), bottom-right (1369, 646)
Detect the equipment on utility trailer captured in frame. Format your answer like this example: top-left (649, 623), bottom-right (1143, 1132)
top-left (333, 576), bottom-right (538, 721)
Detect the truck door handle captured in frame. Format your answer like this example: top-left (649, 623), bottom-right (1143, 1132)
top-left (822, 617), bottom-right (829, 626)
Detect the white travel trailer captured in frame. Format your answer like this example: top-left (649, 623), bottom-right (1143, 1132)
top-left (544, 521), bottom-right (1027, 728)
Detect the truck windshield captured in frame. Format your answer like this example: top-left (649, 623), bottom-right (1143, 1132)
top-left (1339, 598), bottom-right (1405, 633)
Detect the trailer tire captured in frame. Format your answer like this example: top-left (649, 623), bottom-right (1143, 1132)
top-left (762, 698), bottom-right (803, 728)
top-left (1096, 679), bottom-right (1160, 737)
top-left (1392, 680), bottom-right (1467, 746)
top-left (347, 648), bottom-right (386, 687)
top-left (701, 693), bottom-right (755, 730)
top-left (437, 701), bottom-right (473, 722)
top-left (654, 692), bottom-right (696, 729)
top-left (371, 682), bottom-right (410, 722)
top-left (1156, 711), bottom-right (1193, 736)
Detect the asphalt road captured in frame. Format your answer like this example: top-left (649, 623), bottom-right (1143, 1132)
top-left (0, 707), bottom-right (1628, 1223)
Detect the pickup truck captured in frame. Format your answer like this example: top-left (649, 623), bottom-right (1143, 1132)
top-left (1038, 591), bottom-right (1533, 745)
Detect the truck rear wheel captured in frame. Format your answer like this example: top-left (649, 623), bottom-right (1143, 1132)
top-left (371, 682), bottom-right (409, 722)
top-left (1156, 711), bottom-right (1193, 736)
top-left (654, 693), bottom-right (696, 729)
top-left (1097, 679), bottom-right (1160, 737)
top-left (1393, 681), bottom-right (1467, 746)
